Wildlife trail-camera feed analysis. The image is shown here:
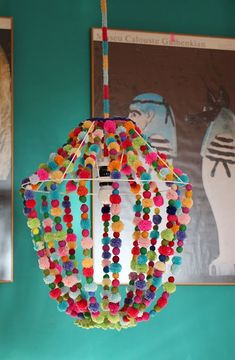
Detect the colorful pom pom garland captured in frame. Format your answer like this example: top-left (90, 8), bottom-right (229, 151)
top-left (20, 117), bottom-right (193, 330)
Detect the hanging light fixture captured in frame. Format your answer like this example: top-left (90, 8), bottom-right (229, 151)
top-left (20, 0), bottom-right (193, 330)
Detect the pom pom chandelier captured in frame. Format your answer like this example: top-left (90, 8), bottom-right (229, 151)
top-left (20, 0), bottom-right (193, 330)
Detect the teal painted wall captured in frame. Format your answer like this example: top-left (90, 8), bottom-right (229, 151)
top-left (0, 0), bottom-right (235, 359)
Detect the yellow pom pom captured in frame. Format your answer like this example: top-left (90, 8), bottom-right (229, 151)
top-left (48, 241), bottom-right (55, 248)
top-left (32, 228), bottom-right (39, 235)
top-left (154, 208), bottom-right (160, 215)
top-left (142, 199), bottom-right (153, 208)
top-left (108, 142), bottom-right (120, 152)
top-left (132, 160), bottom-right (143, 170)
top-left (50, 207), bottom-right (63, 216)
top-left (49, 170), bottom-right (63, 182)
top-left (185, 190), bottom-right (193, 198)
top-left (83, 120), bottom-right (93, 129)
top-left (82, 257), bottom-right (93, 268)
top-left (132, 231), bottom-right (140, 240)
top-left (112, 221), bottom-right (124, 232)
top-left (85, 157), bottom-right (95, 167)
top-left (182, 197), bottom-right (193, 208)
top-left (155, 261), bottom-right (166, 272)
top-left (102, 278), bottom-right (111, 286)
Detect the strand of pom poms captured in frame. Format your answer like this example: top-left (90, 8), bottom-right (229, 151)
top-left (101, 0), bottom-right (110, 118)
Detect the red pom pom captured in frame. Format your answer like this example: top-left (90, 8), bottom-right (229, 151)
top-left (54, 274), bottom-right (62, 284)
top-left (110, 194), bottom-right (121, 204)
top-left (102, 214), bottom-right (111, 221)
top-left (132, 247), bottom-right (140, 255)
top-left (127, 307), bottom-right (139, 318)
top-left (77, 186), bottom-right (88, 196)
top-left (49, 288), bottom-right (62, 299)
top-left (157, 297), bottom-right (168, 308)
top-left (76, 299), bottom-right (88, 311)
top-left (158, 245), bottom-right (174, 256)
top-left (63, 214), bottom-right (73, 223)
top-left (122, 139), bottom-right (132, 149)
top-left (25, 199), bottom-right (36, 208)
top-left (82, 268), bottom-right (94, 277)
top-left (78, 169), bottom-right (91, 179)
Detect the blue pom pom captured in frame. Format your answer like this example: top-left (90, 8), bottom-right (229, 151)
top-left (105, 137), bottom-right (116, 145)
top-left (24, 190), bottom-right (35, 200)
top-left (150, 230), bottom-right (159, 238)
top-left (137, 255), bottom-right (147, 265)
top-left (111, 171), bottom-right (121, 179)
top-left (57, 301), bottom-right (68, 312)
top-left (172, 256), bottom-right (182, 265)
top-left (110, 263), bottom-right (122, 273)
top-left (102, 236), bottom-right (110, 245)
top-left (80, 219), bottom-right (90, 229)
top-left (133, 204), bottom-right (142, 212)
top-left (89, 144), bottom-right (100, 154)
top-left (48, 161), bottom-right (58, 171)
top-left (152, 276), bottom-right (162, 287)
top-left (141, 172), bottom-right (151, 181)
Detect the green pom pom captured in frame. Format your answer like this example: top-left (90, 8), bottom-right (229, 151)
top-left (132, 137), bottom-right (146, 149)
top-left (44, 232), bottom-right (54, 242)
top-left (161, 229), bottom-right (174, 241)
top-left (135, 264), bottom-right (148, 273)
top-left (54, 230), bottom-right (67, 241)
top-left (27, 218), bottom-right (40, 229)
top-left (127, 154), bottom-right (138, 166)
top-left (163, 282), bottom-right (176, 294)
top-left (63, 160), bottom-right (74, 173)
top-left (147, 250), bottom-right (156, 261)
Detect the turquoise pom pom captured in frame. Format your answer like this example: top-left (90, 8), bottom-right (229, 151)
top-left (137, 255), bottom-right (147, 265)
top-left (105, 137), bottom-right (116, 145)
top-left (150, 310), bottom-right (157, 317)
top-left (140, 172), bottom-right (151, 181)
top-left (150, 230), bottom-right (159, 238)
top-left (133, 204), bottom-right (142, 212)
top-left (178, 173), bottom-right (189, 187)
top-left (57, 301), bottom-right (68, 312)
top-left (152, 276), bottom-right (162, 287)
top-left (174, 199), bottom-right (181, 208)
top-left (78, 131), bottom-right (86, 140)
top-left (172, 256), bottom-right (182, 265)
top-left (48, 161), bottom-right (58, 171)
top-left (89, 144), bottom-right (100, 154)
top-left (110, 263), bottom-right (122, 273)
top-left (80, 219), bottom-right (90, 229)
top-left (102, 236), bottom-right (110, 245)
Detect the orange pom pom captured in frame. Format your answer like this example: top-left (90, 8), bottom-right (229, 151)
top-left (130, 184), bottom-right (141, 194)
top-left (125, 121), bottom-right (135, 132)
top-left (54, 155), bottom-right (65, 166)
top-left (108, 160), bottom-right (121, 171)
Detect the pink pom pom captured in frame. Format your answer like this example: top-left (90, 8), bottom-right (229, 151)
top-left (93, 129), bottom-right (104, 139)
top-left (173, 167), bottom-right (183, 176)
top-left (104, 120), bottom-right (116, 133)
top-left (102, 259), bottom-right (111, 267)
top-left (66, 233), bottom-right (77, 241)
top-left (121, 164), bottom-right (132, 175)
top-left (166, 189), bottom-right (178, 200)
top-left (138, 237), bottom-right (151, 248)
top-left (81, 237), bottom-right (93, 249)
top-left (133, 216), bottom-right (141, 226)
top-left (108, 302), bottom-right (119, 314)
top-left (145, 152), bottom-right (158, 165)
top-left (43, 218), bottom-right (53, 227)
top-left (178, 214), bottom-right (191, 225)
top-left (66, 180), bottom-right (77, 193)
top-left (153, 195), bottom-right (164, 207)
top-left (111, 204), bottom-right (121, 215)
top-left (63, 275), bottom-right (78, 287)
top-left (138, 219), bottom-right (152, 231)
top-left (38, 256), bottom-right (50, 270)
top-left (142, 312), bottom-right (150, 321)
top-left (37, 168), bottom-right (49, 181)
top-left (57, 247), bottom-right (69, 256)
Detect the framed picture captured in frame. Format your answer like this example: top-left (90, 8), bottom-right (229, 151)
top-left (91, 28), bottom-right (235, 285)
top-left (0, 17), bottom-right (13, 282)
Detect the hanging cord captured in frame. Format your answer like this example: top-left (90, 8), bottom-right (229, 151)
top-left (101, 0), bottom-right (110, 118)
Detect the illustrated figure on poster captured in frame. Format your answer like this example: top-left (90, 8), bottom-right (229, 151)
top-left (187, 87), bottom-right (235, 276)
top-left (128, 93), bottom-right (177, 159)
top-left (0, 45), bottom-right (11, 180)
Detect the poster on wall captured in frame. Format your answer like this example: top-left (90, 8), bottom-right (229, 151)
top-left (91, 28), bottom-right (235, 285)
top-left (0, 17), bottom-right (13, 282)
